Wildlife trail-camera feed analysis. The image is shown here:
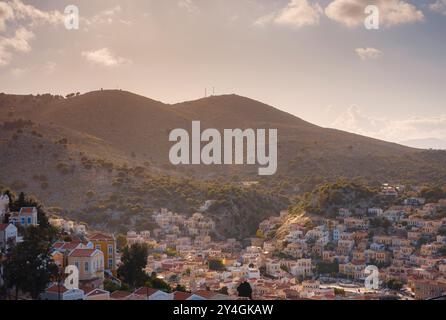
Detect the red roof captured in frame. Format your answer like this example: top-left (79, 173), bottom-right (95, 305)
top-left (88, 233), bottom-right (114, 241)
top-left (46, 284), bottom-right (68, 294)
top-left (0, 223), bottom-right (12, 231)
top-left (173, 291), bottom-right (193, 300)
top-left (69, 249), bottom-right (99, 257)
top-left (110, 291), bottom-right (131, 299)
top-left (194, 290), bottom-right (217, 299)
top-left (19, 207), bottom-right (36, 216)
top-left (60, 242), bottom-right (83, 251)
top-left (84, 288), bottom-right (109, 296)
top-left (133, 287), bottom-right (159, 296)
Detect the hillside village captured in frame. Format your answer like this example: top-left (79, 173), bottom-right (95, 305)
top-left (1, 183), bottom-right (446, 300)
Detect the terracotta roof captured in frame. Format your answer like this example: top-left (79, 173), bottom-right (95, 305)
top-left (110, 291), bottom-right (131, 299)
top-left (52, 241), bottom-right (65, 249)
top-left (85, 288), bottom-right (109, 296)
top-left (69, 249), bottom-right (99, 257)
top-left (0, 223), bottom-right (12, 231)
top-left (19, 207), bottom-right (36, 216)
top-left (194, 290), bottom-right (216, 299)
top-left (46, 284), bottom-right (68, 294)
top-left (88, 233), bottom-right (114, 241)
top-left (61, 242), bottom-right (82, 251)
top-left (173, 291), bottom-right (193, 300)
top-left (133, 287), bottom-right (159, 296)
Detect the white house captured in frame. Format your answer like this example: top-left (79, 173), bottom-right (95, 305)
top-left (0, 223), bottom-right (17, 251)
top-left (40, 284), bottom-right (84, 300)
top-left (14, 207), bottom-right (38, 227)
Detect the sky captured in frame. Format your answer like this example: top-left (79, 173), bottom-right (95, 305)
top-left (0, 0), bottom-right (446, 148)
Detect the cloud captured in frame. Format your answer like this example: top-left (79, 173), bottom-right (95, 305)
top-left (86, 5), bottom-right (122, 26)
top-left (178, 0), bottom-right (200, 15)
top-left (325, 0), bottom-right (424, 28)
top-left (355, 47), bottom-right (383, 60)
top-left (254, 0), bottom-right (323, 29)
top-left (0, 1), bottom-right (15, 31)
top-left (8, 0), bottom-right (64, 27)
top-left (430, 0), bottom-right (446, 15)
top-left (81, 48), bottom-right (131, 67)
top-left (0, 1), bottom-right (64, 67)
top-left (331, 105), bottom-right (446, 144)
top-left (0, 27), bottom-right (34, 66)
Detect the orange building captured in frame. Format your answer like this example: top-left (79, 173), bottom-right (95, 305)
top-left (88, 233), bottom-right (117, 275)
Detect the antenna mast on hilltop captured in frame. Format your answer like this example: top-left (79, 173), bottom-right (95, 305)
top-left (205, 87), bottom-right (216, 98)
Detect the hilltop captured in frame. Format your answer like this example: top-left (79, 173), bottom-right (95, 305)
top-left (1, 90), bottom-right (446, 238)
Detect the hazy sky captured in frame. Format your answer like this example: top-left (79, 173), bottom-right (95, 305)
top-left (1, 0), bottom-right (446, 147)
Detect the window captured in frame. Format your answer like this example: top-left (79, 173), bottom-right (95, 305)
top-left (21, 217), bottom-right (25, 224)
top-left (108, 244), bottom-right (113, 255)
top-left (85, 262), bottom-right (89, 272)
top-left (27, 217), bottom-right (32, 224)
top-left (74, 261), bottom-right (79, 269)
top-left (96, 244), bottom-right (101, 250)
top-left (108, 258), bottom-right (113, 268)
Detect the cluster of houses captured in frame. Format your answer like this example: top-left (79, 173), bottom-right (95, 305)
top-left (256, 196), bottom-right (446, 300)
top-left (2, 189), bottom-right (446, 300)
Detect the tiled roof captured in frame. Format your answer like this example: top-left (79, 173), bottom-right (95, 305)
top-left (46, 284), bottom-right (68, 294)
top-left (110, 291), bottom-right (132, 299)
top-left (84, 288), bottom-right (109, 296)
top-left (194, 290), bottom-right (216, 299)
top-left (19, 207), bottom-right (36, 216)
top-left (69, 248), bottom-right (99, 257)
top-left (0, 223), bottom-right (11, 231)
top-left (88, 233), bottom-right (114, 241)
top-left (133, 287), bottom-right (159, 296)
top-left (173, 291), bottom-right (193, 300)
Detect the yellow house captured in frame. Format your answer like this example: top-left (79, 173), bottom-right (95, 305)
top-left (67, 248), bottom-right (104, 283)
top-left (88, 233), bottom-right (117, 275)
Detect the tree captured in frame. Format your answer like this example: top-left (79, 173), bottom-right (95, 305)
top-left (103, 279), bottom-right (121, 293)
top-left (3, 226), bottom-right (57, 299)
top-left (208, 258), bottom-right (226, 271)
top-left (146, 272), bottom-right (171, 292)
top-left (316, 261), bottom-right (339, 275)
top-left (218, 286), bottom-right (229, 295)
top-left (116, 234), bottom-right (127, 252)
top-left (117, 243), bottom-right (149, 289)
top-left (237, 280), bottom-right (252, 300)
top-left (175, 284), bottom-right (187, 292)
top-left (386, 279), bottom-right (404, 291)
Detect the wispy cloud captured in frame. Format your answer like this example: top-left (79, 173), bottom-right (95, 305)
top-left (254, 0), bottom-right (323, 29)
top-left (6, 0), bottom-right (64, 27)
top-left (355, 47), bottom-right (383, 60)
top-left (331, 105), bottom-right (446, 144)
top-left (81, 48), bottom-right (131, 67)
top-left (430, 0), bottom-right (446, 15)
top-left (178, 0), bottom-right (200, 15)
top-left (325, 0), bottom-right (424, 28)
top-left (0, 27), bottom-right (34, 66)
top-left (0, 0), bottom-right (64, 67)
top-left (84, 5), bottom-right (124, 27)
